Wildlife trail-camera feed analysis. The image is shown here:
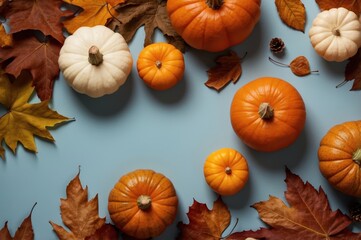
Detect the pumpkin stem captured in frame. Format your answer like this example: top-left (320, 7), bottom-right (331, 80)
top-left (332, 28), bottom-right (341, 36)
top-left (88, 45), bottom-right (103, 66)
top-left (225, 167), bottom-right (232, 175)
top-left (206, 0), bottom-right (223, 9)
top-left (155, 60), bottom-right (162, 69)
top-left (353, 149), bottom-right (361, 163)
top-left (258, 102), bottom-right (274, 119)
top-left (137, 195), bottom-right (152, 210)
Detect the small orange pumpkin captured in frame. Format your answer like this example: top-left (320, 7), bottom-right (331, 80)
top-left (204, 148), bottom-right (249, 195)
top-left (318, 120), bottom-right (361, 197)
top-left (167, 0), bottom-right (261, 52)
top-left (230, 77), bottom-right (306, 152)
top-left (108, 169), bottom-right (178, 239)
top-left (137, 42), bottom-right (185, 90)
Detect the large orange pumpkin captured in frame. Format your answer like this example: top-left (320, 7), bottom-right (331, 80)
top-left (137, 42), bottom-right (185, 90)
top-left (230, 77), bottom-right (306, 152)
top-left (204, 148), bottom-right (249, 195)
top-left (108, 169), bottom-right (178, 239)
top-left (318, 121), bottom-right (361, 197)
top-left (167, 0), bottom-right (261, 52)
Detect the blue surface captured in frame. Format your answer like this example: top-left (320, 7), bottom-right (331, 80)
top-left (1, 1), bottom-right (361, 239)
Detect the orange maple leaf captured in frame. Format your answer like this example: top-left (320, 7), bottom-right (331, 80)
top-left (275, 0), bottom-right (306, 32)
top-left (49, 170), bottom-right (106, 240)
top-left (63, 0), bottom-right (125, 34)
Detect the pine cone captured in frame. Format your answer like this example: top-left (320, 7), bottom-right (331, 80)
top-left (269, 38), bottom-right (285, 53)
top-left (349, 202), bottom-right (361, 222)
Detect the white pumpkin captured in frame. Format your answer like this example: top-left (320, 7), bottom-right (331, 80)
top-left (308, 7), bottom-right (361, 62)
top-left (59, 25), bottom-right (133, 97)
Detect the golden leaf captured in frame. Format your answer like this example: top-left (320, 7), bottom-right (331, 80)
top-left (275, 0), bottom-right (306, 32)
top-left (0, 70), bottom-right (72, 159)
top-left (0, 24), bottom-right (12, 48)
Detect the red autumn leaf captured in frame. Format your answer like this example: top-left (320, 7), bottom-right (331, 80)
top-left (315, 0), bottom-right (361, 15)
top-left (205, 51), bottom-right (243, 91)
top-left (0, 32), bottom-right (61, 100)
top-left (3, 0), bottom-right (71, 44)
top-left (49, 170), bottom-right (106, 240)
top-left (339, 48), bottom-right (361, 91)
top-left (0, 203), bottom-right (36, 240)
top-left (251, 167), bottom-right (360, 240)
top-left (275, 0), bottom-right (306, 32)
top-left (85, 224), bottom-right (119, 240)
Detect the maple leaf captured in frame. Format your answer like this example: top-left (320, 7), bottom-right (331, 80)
top-left (337, 48), bottom-right (361, 91)
top-left (0, 32), bottom-right (62, 100)
top-left (315, 0), bottom-right (361, 14)
top-left (275, 0), bottom-right (306, 32)
top-left (252, 167), bottom-right (361, 240)
top-left (85, 224), bottom-right (119, 240)
top-left (205, 51), bottom-right (243, 91)
top-left (0, 203), bottom-right (36, 240)
top-left (63, 0), bottom-right (125, 34)
top-left (107, 0), bottom-right (186, 52)
top-left (4, 0), bottom-right (70, 44)
top-left (0, 24), bottom-right (12, 48)
top-left (0, 70), bottom-right (72, 160)
top-left (49, 170), bottom-right (106, 240)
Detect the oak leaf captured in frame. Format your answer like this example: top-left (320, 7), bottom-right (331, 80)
top-left (0, 70), bottom-right (72, 159)
top-left (0, 24), bottom-right (12, 48)
top-left (0, 32), bottom-right (62, 100)
top-left (252, 168), bottom-right (361, 239)
top-left (315, 0), bottom-right (361, 14)
top-left (49, 170), bottom-right (106, 240)
top-left (107, 0), bottom-right (186, 52)
top-left (3, 0), bottom-right (70, 44)
top-left (338, 48), bottom-right (361, 90)
top-left (205, 51), bottom-right (243, 91)
top-left (0, 203), bottom-right (36, 240)
top-left (63, 0), bottom-right (125, 34)
top-left (275, 0), bottom-right (306, 32)
top-left (269, 56), bottom-right (318, 76)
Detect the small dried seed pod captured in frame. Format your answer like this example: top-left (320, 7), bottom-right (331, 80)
top-left (269, 37), bottom-right (285, 53)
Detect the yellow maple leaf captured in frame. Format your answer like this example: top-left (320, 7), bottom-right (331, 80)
top-left (0, 70), bottom-right (72, 159)
top-left (0, 24), bottom-right (12, 48)
top-left (63, 0), bottom-right (125, 34)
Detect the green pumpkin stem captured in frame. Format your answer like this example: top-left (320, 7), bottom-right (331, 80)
top-left (258, 102), bottom-right (274, 119)
top-left (88, 45), bottom-right (103, 66)
top-left (137, 195), bottom-right (152, 210)
top-left (353, 148), bottom-right (361, 164)
top-left (206, 0), bottom-right (223, 9)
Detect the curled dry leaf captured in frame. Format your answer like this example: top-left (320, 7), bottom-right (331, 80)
top-left (0, 203), bottom-right (36, 240)
top-left (0, 70), bottom-right (72, 159)
top-left (337, 48), bottom-right (361, 90)
top-left (315, 0), bottom-right (361, 15)
top-left (205, 51), bottom-right (244, 91)
top-left (275, 0), bottom-right (306, 32)
top-left (269, 56), bottom-right (318, 76)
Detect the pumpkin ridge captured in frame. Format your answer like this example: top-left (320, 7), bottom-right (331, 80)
top-left (329, 129), bottom-right (356, 153)
top-left (329, 164), bottom-right (356, 187)
top-left (319, 145), bottom-right (353, 159)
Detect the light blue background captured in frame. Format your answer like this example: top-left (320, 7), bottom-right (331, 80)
top-left (1, 1), bottom-right (361, 239)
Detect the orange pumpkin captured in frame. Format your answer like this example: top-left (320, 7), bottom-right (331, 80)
top-left (108, 169), bottom-right (178, 239)
top-left (137, 42), bottom-right (185, 90)
top-left (167, 0), bottom-right (261, 52)
top-left (204, 148), bottom-right (249, 195)
top-left (230, 77), bottom-right (306, 152)
top-left (318, 121), bottom-right (361, 197)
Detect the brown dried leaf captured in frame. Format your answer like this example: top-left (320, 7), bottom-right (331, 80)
top-left (315, 0), bottom-right (361, 14)
top-left (205, 51), bottom-right (242, 91)
top-left (340, 48), bottom-right (361, 90)
top-left (0, 24), bottom-right (12, 48)
top-left (275, 0), bottom-right (306, 32)
top-left (0, 203), bottom-right (36, 240)
top-left (107, 0), bottom-right (185, 52)
top-left (252, 168), bottom-right (361, 239)
top-left (50, 170), bottom-right (106, 240)
top-left (269, 56), bottom-right (318, 76)
top-left (85, 224), bottom-right (119, 240)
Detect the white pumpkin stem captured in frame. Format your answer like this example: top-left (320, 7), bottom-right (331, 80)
top-left (258, 102), bottom-right (274, 119)
top-left (206, 0), bottom-right (223, 9)
top-left (155, 60), bottom-right (162, 69)
top-left (88, 45), bottom-right (103, 66)
top-left (353, 148), bottom-right (361, 164)
top-left (225, 166), bottom-right (232, 175)
top-left (137, 195), bottom-right (152, 210)
top-left (332, 28), bottom-right (341, 36)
